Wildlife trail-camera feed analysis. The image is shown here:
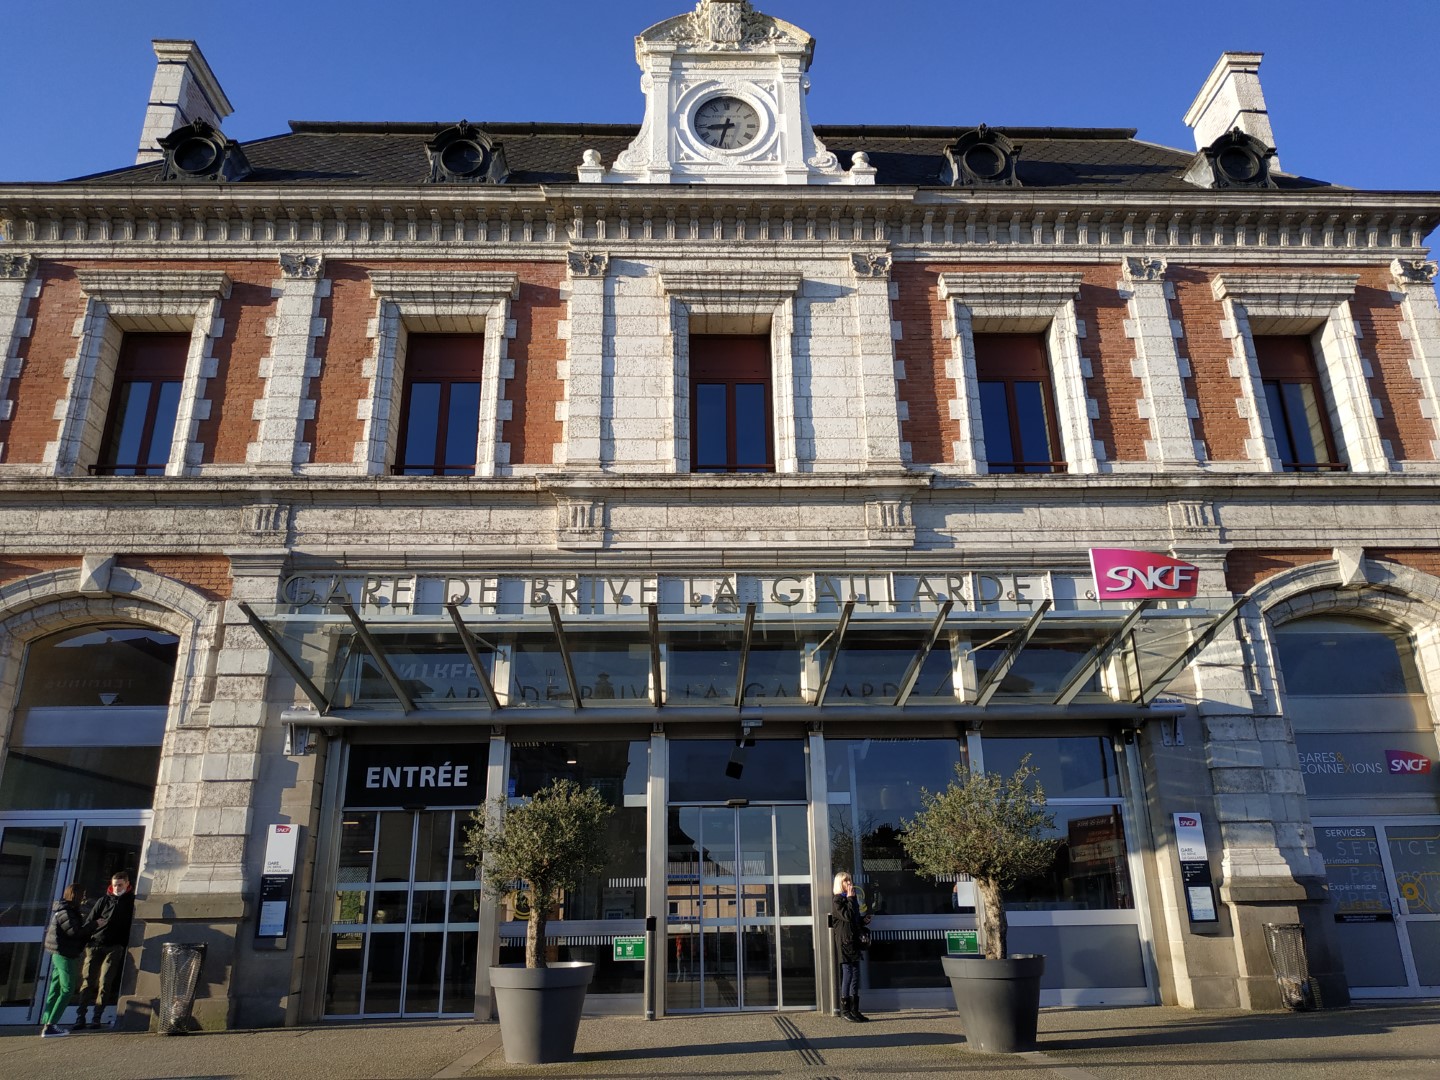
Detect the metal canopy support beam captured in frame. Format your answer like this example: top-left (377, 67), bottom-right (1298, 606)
top-left (1052, 599), bottom-right (1155, 706)
top-left (648, 604), bottom-right (663, 707)
top-left (894, 600), bottom-right (955, 707)
top-left (733, 603), bottom-right (756, 709)
top-left (548, 603), bottom-right (583, 710)
top-left (1136, 596), bottom-right (1249, 705)
top-left (340, 602), bottom-right (416, 715)
top-left (238, 602), bottom-right (332, 714)
top-left (446, 603), bottom-right (503, 712)
top-left (813, 601), bottom-right (856, 707)
top-left (973, 599), bottom-right (1052, 710)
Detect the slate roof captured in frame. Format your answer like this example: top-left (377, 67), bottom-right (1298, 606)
top-left (71, 121), bottom-right (1336, 190)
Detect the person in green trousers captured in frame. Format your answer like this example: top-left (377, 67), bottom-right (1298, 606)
top-left (40, 884), bottom-right (102, 1038)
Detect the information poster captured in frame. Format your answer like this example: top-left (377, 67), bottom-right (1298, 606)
top-left (1173, 813), bottom-right (1218, 923)
top-left (1315, 825), bottom-right (1393, 922)
top-left (255, 824), bottom-right (299, 942)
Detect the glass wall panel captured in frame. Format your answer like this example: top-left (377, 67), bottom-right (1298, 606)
top-left (665, 631), bottom-right (806, 706)
top-left (18, 627), bottom-right (178, 709)
top-left (669, 740), bottom-right (806, 803)
top-left (1275, 616), bottom-right (1422, 696)
top-left (1005, 805), bottom-right (1134, 911)
top-left (981, 736), bottom-right (1121, 799)
top-left (826, 738), bottom-right (966, 915)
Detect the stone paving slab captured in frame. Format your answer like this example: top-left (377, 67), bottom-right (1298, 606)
top-left (1, 1004), bottom-right (1437, 1080)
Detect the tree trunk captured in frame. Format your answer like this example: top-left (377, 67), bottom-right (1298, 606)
top-left (976, 877), bottom-right (1007, 960)
top-left (527, 900), bottom-right (547, 969)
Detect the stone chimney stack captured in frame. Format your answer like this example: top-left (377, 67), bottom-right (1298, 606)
top-left (1183, 52), bottom-right (1281, 172)
top-left (135, 40), bottom-right (233, 165)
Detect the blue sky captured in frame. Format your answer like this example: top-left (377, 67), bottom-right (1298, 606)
top-left (0, 2), bottom-right (1436, 218)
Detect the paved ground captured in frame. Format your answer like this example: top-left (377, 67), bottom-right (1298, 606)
top-left (2, 1003), bottom-right (1437, 1080)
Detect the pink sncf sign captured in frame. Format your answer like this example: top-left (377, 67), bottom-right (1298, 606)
top-left (1090, 548), bottom-right (1200, 601)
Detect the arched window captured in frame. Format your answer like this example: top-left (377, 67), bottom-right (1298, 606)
top-left (1273, 615), bottom-right (1422, 697)
top-left (0, 625), bottom-right (177, 810)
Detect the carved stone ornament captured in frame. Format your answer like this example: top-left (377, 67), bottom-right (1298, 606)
top-left (1, 253), bottom-right (35, 279)
top-left (851, 253), bottom-right (892, 279)
top-left (567, 251), bottom-right (610, 278)
top-left (1391, 258), bottom-right (1439, 286)
top-left (279, 253), bottom-right (324, 279)
top-left (1123, 256), bottom-right (1169, 283)
top-left (657, 0), bottom-right (802, 50)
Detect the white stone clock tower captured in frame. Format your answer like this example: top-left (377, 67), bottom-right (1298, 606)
top-left (591, 0), bottom-right (873, 185)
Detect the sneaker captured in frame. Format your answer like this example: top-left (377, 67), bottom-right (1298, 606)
top-left (41, 1024), bottom-right (70, 1038)
top-left (70, 1021), bottom-right (91, 1031)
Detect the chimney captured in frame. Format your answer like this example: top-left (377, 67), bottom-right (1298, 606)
top-left (136, 40), bottom-right (233, 165)
top-left (1183, 52), bottom-right (1280, 172)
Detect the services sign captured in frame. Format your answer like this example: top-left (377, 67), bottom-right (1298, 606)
top-left (1090, 549), bottom-right (1200, 601)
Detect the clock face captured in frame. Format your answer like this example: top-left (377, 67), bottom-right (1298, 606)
top-left (693, 96), bottom-right (762, 151)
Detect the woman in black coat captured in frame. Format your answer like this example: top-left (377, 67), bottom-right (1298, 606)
top-left (39, 883), bottom-right (100, 1037)
top-left (831, 871), bottom-right (871, 1022)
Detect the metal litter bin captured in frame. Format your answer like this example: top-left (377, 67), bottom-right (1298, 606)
top-left (158, 942), bottom-right (206, 1034)
top-left (1263, 923), bottom-right (1320, 1011)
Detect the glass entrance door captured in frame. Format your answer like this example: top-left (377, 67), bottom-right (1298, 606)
top-left (666, 804), bottom-right (814, 1011)
top-left (0, 818), bottom-right (146, 1025)
top-left (1315, 818), bottom-right (1440, 995)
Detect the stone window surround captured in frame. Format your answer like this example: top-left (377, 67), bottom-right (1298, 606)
top-left (936, 272), bottom-right (1098, 474)
top-left (360, 270), bottom-right (519, 477)
top-left (659, 269), bottom-right (802, 473)
top-left (1210, 272), bottom-right (1389, 473)
top-left (46, 270), bottom-right (231, 478)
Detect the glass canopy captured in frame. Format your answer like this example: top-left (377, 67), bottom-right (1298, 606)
top-left (240, 593), bottom-right (1243, 724)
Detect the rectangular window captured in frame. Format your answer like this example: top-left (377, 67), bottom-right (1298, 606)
top-left (690, 335), bottom-right (773, 473)
top-left (396, 334), bottom-right (483, 476)
top-left (973, 334), bottom-right (1065, 473)
top-left (1255, 335), bottom-right (1343, 471)
top-left (96, 333), bottom-right (188, 476)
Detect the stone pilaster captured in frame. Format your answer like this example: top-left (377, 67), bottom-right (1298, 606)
top-left (559, 250), bottom-right (609, 469)
top-left (849, 252), bottom-right (905, 468)
top-left (1390, 260), bottom-right (1440, 458)
top-left (247, 255), bottom-right (328, 470)
top-left (1121, 257), bottom-right (1198, 467)
top-left (0, 254), bottom-right (39, 459)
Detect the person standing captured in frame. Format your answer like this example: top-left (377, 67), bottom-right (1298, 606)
top-left (832, 871), bottom-right (871, 1023)
top-left (74, 870), bottom-right (135, 1030)
top-left (40, 884), bottom-right (100, 1038)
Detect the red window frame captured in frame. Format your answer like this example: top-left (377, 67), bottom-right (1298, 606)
top-left (95, 333), bottom-right (189, 476)
top-left (395, 334), bottom-right (485, 476)
top-left (689, 335), bottom-right (774, 473)
top-left (1254, 335), bottom-right (1344, 471)
top-left (973, 333), bottom-right (1066, 473)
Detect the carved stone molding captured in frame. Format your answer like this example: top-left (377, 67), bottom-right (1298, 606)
top-left (1, 253), bottom-right (35, 279)
top-left (75, 268), bottom-right (231, 307)
top-left (1392, 258), bottom-right (1439, 286)
top-left (865, 497), bottom-right (915, 547)
top-left (557, 497), bottom-right (605, 549)
top-left (567, 251), bottom-right (610, 278)
top-left (279, 253), bottom-right (324, 279)
top-left (1168, 499), bottom-right (1223, 544)
top-left (245, 503), bottom-right (291, 537)
top-left (851, 252), bottom-right (892, 279)
top-left (1123, 256), bottom-right (1168, 283)
top-left (654, 0), bottom-right (803, 51)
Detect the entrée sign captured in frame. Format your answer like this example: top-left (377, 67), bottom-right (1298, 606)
top-left (281, 569), bottom-right (1107, 616)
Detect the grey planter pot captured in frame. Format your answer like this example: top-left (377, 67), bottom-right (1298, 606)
top-left (490, 961), bottom-right (594, 1064)
top-left (941, 953), bottom-right (1045, 1054)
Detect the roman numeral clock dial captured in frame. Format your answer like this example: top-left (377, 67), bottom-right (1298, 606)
top-left (693, 96), bottom-right (761, 151)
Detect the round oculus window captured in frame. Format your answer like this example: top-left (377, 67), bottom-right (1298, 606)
top-left (693, 96), bottom-right (762, 151)
top-left (962, 142), bottom-right (1007, 179)
top-left (441, 140), bottom-right (486, 176)
top-left (1216, 145), bottom-right (1262, 182)
top-left (173, 137), bottom-right (220, 175)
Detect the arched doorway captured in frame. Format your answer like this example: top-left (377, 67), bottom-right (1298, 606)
top-left (0, 624), bottom-right (175, 1025)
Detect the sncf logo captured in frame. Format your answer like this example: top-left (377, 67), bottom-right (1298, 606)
top-left (1089, 549), bottom-right (1200, 601)
top-left (1177, 816), bottom-right (1199, 828)
top-left (275, 824), bottom-right (293, 833)
top-left (1386, 750), bottom-right (1433, 775)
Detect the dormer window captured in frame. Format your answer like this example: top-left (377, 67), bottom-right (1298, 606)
top-left (158, 119), bottom-right (251, 182)
top-left (426, 122), bottom-right (508, 184)
top-left (1188, 128), bottom-right (1277, 189)
top-left (944, 125), bottom-right (1021, 187)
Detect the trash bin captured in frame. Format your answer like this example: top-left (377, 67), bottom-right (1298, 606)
top-left (1263, 923), bottom-right (1320, 1011)
top-left (158, 942), bottom-right (206, 1034)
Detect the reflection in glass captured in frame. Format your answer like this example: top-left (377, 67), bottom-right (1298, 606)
top-left (0, 827), bottom-right (63, 927)
top-left (741, 925), bottom-right (777, 1006)
top-left (376, 813), bottom-right (414, 883)
top-left (337, 814), bottom-right (377, 883)
top-left (1275, 616), bottom-right (1422, 696)
top-left (405, 931), bottom-right (444, 1013)
top-left (981, 737), bottom-right (1120, 799)
top-left (0, 747), bottom-right (161, 811)
top-left (1006, 805), bottom-right (1134, 911)
top-left (18, 627), bottom-right (179, 709)
top-left (325, 933), bottom-right (364, 1014)
top-left (365, 932), bottom-right (405, 1013)
top-left (780, 925), bottom-right (817, 1006)
top-left (973, 634), bottom-right (1099, 698)
top-left (669, 740), bottom-right (806, 803)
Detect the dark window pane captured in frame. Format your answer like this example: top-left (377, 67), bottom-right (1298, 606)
top-left (668, 739), bottom-right (806, 802)
top-left (978, 381), bottom-right (1013, 468)
top-left (105, 382), bottom-right (152, 472)
top-left (401, 383), bottom-right (441, 471)
top-left (1264, 381), bottom-right (1296, 463)
top-left (443, 382), bottom-right (481, 473)
top-left (981, 736), bottom-right (1121, 799)
top-left (694, 383), bottom-right (728, 469)
top-left (733, 383), bottom-right (768, 469)
top-left (443, 931), bottom-right (478, 1013)
top-left (1011, 381), bottom-right (1052, 470)
top-left (0, 746), bottom-right (161, 810)
top-left (143, 380), bottom-right (182, 469)
top-left (18, 626), bottom-right (178, 709)
top-left (364, 933), bottom-right (405, 1013)
top-left (1280, 381), bottom-right (1324, 465)
top-left (325, 933), bottom-right (364, 1014)
top-left (1276, 617), bottom-right (1422, 695)
top-left (405, 931), bottom-right (443, 1013)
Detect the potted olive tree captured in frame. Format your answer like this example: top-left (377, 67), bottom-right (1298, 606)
top-left (901, 756), bottom-right (1058, 1053)
top-left (465, 778), bottom-right (614, 1064)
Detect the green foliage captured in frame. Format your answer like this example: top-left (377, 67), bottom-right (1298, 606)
top-left (464, 778), bottom-right (615, 968)
top-left (900, 756), bottom-right (1058, 960)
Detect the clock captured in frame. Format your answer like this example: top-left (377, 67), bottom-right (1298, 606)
top-left (693, 96), bottom-right (762, 151)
